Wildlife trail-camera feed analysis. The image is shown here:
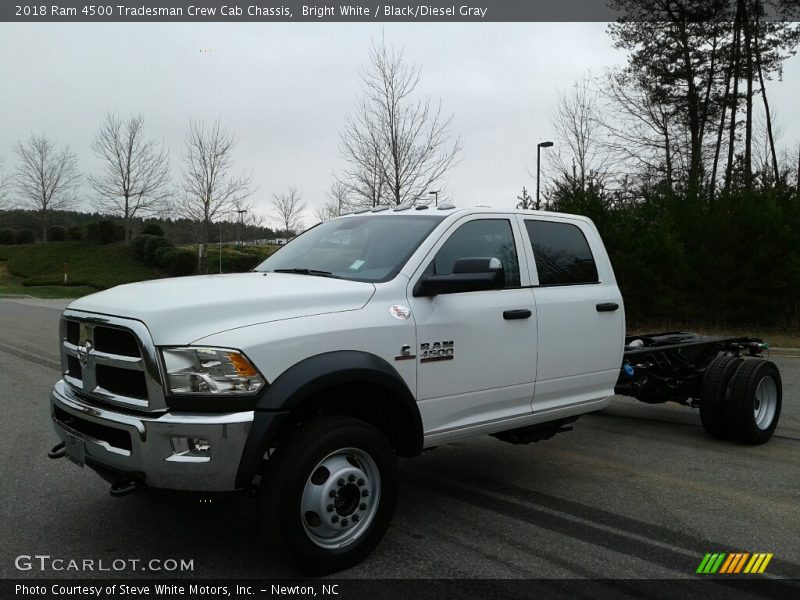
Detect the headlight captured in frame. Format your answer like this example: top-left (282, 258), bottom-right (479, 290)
top-left (161, 347), bottom-right (266, 395)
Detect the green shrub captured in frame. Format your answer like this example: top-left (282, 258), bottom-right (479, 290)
top-left (66, 226), bottom-right (84, 241)
top-left (48, 225), bottom-right (66, 241)
top-left (155, 247), bottom-right (196, 276)
top-left (143, 236), bottom-right (174, 266)
top-left (224, 253), bottom-right (261, 272)
top-left (0, 229), bottom-right (15, 245)
top-left (153, 246), bottom-right (176, 268)
top-left (169, 249), bottom-right (196, 276)
top-left (15, 229), bottom-right (35, 244)
top-left (132, 234), bottom-right (158, 260)
top-left (86, 220), bottom-right (125, 244)
top-left (141, 223), bottom-right (164, 236)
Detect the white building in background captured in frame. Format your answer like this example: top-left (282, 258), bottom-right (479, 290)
top-left (247, 238), bottom-right (290, 246)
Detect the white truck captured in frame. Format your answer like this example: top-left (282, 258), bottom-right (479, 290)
top-left (48, 206), bottom-right (782, 572)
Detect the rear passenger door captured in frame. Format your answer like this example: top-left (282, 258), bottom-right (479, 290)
top-left (517, 216), bottom-right (625, 411)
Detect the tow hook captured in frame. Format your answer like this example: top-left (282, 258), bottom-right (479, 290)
top-left (48, 441), bottom-right (66, 459)
top-left (109, 477), bottom-right (141, 497)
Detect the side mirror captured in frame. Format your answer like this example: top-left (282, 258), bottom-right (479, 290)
top-left (413, 257), bottom-right (505, 297)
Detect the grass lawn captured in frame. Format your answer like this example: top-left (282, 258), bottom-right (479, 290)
top-left (0, 242), bottom-right (160, 299)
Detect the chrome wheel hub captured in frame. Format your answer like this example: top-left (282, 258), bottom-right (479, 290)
top-left (753, 375), bottom-right (777, 430)
top-left (300, 448), bottom-right (380, 549)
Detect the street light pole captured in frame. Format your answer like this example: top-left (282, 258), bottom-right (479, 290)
top-left (237, 209), bottom-right (247, 245)
top-left (428, 190), bottom-right (440, 206)
top-left (536, 141), bottom-right (553, 210)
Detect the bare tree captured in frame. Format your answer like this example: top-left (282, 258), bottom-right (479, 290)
top-left (13, 134), bottom-right (80, 240)
top-left (0, 157), bottom-right (9, 209)
top-left (549, 74), bottom-right (613, 191)
top-left (339, 40), bottom-right (463, 208)
top-left (600, 70), bottom-right (681, 194)
top-left (313, 179), bottom-right (353, 223)
top-left (177, 118), bottom-right (253, 263)
top-left (272, 187), bottom-right (306, 235)
top-left (88, 113), bottom-right (171, 244)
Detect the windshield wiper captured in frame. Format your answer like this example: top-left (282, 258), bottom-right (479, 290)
top-left (272, 268), bottom-right (341, 279)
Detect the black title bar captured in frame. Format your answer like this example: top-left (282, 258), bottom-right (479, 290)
top-left (2, 1), bottom-right (797, 23)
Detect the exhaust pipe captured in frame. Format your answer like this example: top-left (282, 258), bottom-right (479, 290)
top-left (109, 476), bottom-right (141, 497)
top-left (48, 441), bottom-right (66, 459)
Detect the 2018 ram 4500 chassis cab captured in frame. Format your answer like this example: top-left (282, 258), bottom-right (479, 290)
top-left (48, 206), bottom-right (782, 572)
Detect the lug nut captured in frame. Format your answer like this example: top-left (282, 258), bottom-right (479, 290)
top-left (348, 474), bottom-right (356, 482)
top-left (331, 515), bottom-right (339, 523)
top-left (328, 490), bottom-right (336, 498)
top-left (341, 519), bottom-right (349, 527)
top-left (361, 489), bottom-right (369, 497)
top-left (352, 514), bottom-right (360, 522)
top-left (326, 504), bottom-right (334, 512)
top-left (357, 478), bottom-right (365, 486)
top-left (360, 503), bottom-right (367, 511)
top-left (337, 478), bottom-right (345, 487)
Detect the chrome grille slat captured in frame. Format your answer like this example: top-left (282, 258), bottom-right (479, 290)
top-left (59, 310), bottom-right (166, 413)
top-left (63, 343), bottom-right (143, 371)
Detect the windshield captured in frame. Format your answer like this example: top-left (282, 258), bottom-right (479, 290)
top-left (255, 214), bottom-right (445, 282)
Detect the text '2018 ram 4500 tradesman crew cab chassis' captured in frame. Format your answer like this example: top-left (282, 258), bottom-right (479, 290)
top-left (48, 206), bottom-right (782, 572)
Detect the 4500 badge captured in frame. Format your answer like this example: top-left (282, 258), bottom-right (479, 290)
top-left (420, 341), bottom-right (454, 363)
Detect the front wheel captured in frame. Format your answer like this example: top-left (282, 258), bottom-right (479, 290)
top-left (257, 416), bottom-right (398, 573)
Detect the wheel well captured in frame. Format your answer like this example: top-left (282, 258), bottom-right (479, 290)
top-left (285, 381), bottom-right (421, 457)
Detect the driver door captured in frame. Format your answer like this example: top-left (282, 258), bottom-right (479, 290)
top-left (407, 215), bottom-right (538, 442)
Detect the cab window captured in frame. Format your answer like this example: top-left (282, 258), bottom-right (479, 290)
top-left (430, 219), bottom-right (521, 288)
top-left (525, 220), bottom-right (599, 285)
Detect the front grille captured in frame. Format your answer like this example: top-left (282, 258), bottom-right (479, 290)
top-left (53, 405), bottom-right (132, 451)
top-left (67, 356), bottom-right (82, 380)
top-left (66, 321), bottom-right (80, 344)
top-left (96, 364), bottom-right (148, 399)
top-left (60, 312), bottom-right (166, 412)
top-left (93, 326), bottom-right (140, 357)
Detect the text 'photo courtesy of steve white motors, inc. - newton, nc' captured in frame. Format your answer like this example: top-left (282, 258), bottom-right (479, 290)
top-left (12, 4), bottom-right (490, 19)
top-left (15, 582), bottom-right (340, 597)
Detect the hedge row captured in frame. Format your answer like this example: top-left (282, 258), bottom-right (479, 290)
top-left (0, 229), bottom-right (34, 245)
top-left (132, 234), bottom-right (195, 276)
top-left (0, 221), bottom-right (126, 244)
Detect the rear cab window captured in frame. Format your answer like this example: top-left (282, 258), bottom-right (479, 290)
top-left (523, 219), bottom-right (599, 286)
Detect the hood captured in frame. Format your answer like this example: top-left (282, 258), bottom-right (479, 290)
top-left (68, 272), bottom-right (376, 345)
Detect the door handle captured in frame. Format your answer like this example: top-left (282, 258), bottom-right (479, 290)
top-left (596, 302), bottom-right (619, 312)
top-left (503, 309), bottom-right (532, 320)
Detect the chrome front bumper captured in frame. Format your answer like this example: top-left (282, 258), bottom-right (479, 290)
top-left (50, 379), bottom-right (254, 492)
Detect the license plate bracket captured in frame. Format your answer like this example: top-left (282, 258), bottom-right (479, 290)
top-left (65, 433), bottom-right (85, 467)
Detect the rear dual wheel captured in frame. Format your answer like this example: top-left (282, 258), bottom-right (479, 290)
top-left (728, 359), bottom-right (782, 445)
top-left (700, 356), bottom-right (781, 445)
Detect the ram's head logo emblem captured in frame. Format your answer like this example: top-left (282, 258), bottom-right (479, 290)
top-left (77, 340), bottom-right (92, 368)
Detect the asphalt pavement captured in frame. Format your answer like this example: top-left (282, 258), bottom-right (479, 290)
top-left (1, 297), bottom-right (798, 580)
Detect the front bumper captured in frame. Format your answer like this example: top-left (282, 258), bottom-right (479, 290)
top-left (50, 379), bottom-right (254, 492)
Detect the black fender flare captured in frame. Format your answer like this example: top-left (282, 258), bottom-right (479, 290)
top-left (235, 350), bottom-right (421, 488)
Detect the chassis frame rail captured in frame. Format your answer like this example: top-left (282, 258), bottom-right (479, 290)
top-left (615, 331), bottom-right (767, 405)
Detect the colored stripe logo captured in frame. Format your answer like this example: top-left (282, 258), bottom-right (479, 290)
top-left (696, 552), bottom-right (773, 574)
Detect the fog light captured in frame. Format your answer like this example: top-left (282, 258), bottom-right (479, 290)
top-left (168, 437), bottom-right (212, 462)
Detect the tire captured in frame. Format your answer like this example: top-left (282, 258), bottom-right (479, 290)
top-left (727, 359), bottom-right (782, 445)
top-left (699, 354), bottom-right (743, 439)
top-left (257, 416), bottom-right (398, 574)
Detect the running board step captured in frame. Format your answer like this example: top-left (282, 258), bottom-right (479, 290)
top-left (490, 416), bottom-right (579, 445)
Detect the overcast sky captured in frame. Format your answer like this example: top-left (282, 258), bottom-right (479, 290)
top-left (2, 22), bottom-right (800, 228)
